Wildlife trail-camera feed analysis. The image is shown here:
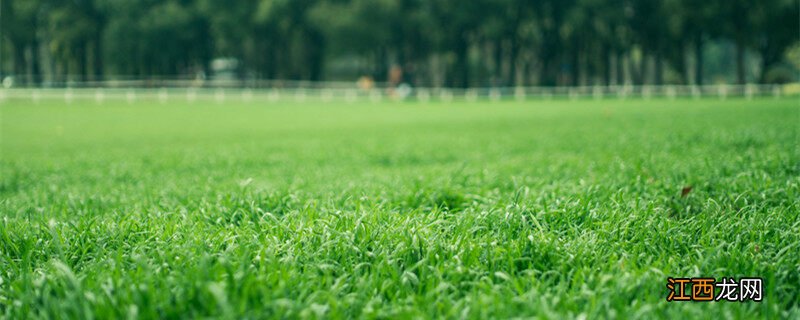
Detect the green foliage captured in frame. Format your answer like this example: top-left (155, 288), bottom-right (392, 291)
top-left (2, 0), bottom-right (798, 85)
top-left (1, 98), bottom-right (799, 318)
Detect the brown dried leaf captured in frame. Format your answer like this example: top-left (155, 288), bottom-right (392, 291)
top-left (681, 186), bottom-right (693, 198)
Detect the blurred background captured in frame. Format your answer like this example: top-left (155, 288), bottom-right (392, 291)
top-left (0, 0), bottom-right (798, 88)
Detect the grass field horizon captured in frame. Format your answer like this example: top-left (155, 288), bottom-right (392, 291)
top-left (2, 98), bottom-right (799, 318)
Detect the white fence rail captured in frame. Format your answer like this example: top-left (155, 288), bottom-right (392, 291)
top-left (0, 84), bottom-right (794, 105)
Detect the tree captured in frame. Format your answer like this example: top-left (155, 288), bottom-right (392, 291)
top-left (426, 0), bottom-right (496, 87)
top-left (533, 0), bottom-right (577, 86)
top-left (752, 0), bottom-right (799, 83)
top-left (628, 0), bottom-right (670, 84)
top-left (3, 0), bottom-right (798, 85)
top-left (2, 0), bottom-right (44, 83)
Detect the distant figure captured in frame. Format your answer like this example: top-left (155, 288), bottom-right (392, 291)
top-left (388, 65), bottom-right (412, 100)
top-left (357, 76), bottom-right (375, 91)
top-left (389, 65), bottom-right (403, 87)
top-left (3, 76), bottom-right (14, 89)
top-left (396, 83), bottom-right (412, 100)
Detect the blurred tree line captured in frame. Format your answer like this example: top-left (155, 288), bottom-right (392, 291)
top-left (1, 0), bottom-right (798, 87)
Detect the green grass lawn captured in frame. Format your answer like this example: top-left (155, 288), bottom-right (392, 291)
top-left (1, 97), bottom-right (798, 319)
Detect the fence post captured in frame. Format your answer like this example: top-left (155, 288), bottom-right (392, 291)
top-left (268, 89), bottom-right (280, 102)
top-left (593, 86), bottom-right (603, 100)
top-left (370, 90), bottom-right (382, 103)
top-left (95, 89), bottom-right (105, 105)
top-left (465, 89), bottom-right (478, 102)
top-left (186, 89), bottom-right (197, 103)
top-left (345, 89), bottom-right (357, 103)
top-left (65, 89), bottom-right (74, 104)
top-left (569, 88), bottom-right (578, 101)
top-left (158, 89), bottom-right (169, 104)
top-left (440, 90), bottom-right (453, 103)
top-left (515, 87), bottom-right (526, 101)
top-left (242, 89), bottom-right (253, 103)
top-left (489, 88), bottom-right (501, 101)
top-left (320, 89), bottom-right (333, 102)
top-left (294, 89), bottom-right (307, 102)
top-left (642, 86), bottom-right (651, 100)
top-left (126, 90), bottom-right (136, 104)
top-left (417, 89), bottom-right (430, 103)
top-left (772, 86), bottom-right (782, 99)
top-left (666, 86), bottom-right (676, 100)
top-left (717, 84), bottom-right (727, 100)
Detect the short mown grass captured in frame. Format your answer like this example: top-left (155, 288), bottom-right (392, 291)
top-left (1, 98), bottom-right (798, 319)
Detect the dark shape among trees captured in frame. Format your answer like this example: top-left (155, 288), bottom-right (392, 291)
top-left (1, 0), bottom-right (798, 87)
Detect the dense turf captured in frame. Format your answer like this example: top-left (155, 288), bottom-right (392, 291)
top-left (1, 98), bottom-right (798, 319)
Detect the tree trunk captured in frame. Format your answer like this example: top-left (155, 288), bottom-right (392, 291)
top-left (93, 33), bottom-right (104, 81)
top-left (540, 55), bottom-right (555, 87)
top-left (307, 30), bottom-right (324, 81)
top-left (454, 37), bottom-right (469, 88)
top-left (266, 43), bottom-right (278, 79)
top-left (494, 40), bottom-right (503, 84)
top-left (758, 53), bottom-right (778, 84)
top-left (508, 38), bottom-right (520, 86)
top-left (735, 40), bottom-right (746, 84)
top-left (654, 51), bottom-right (663, 85)
top-left (79, 43), bottom-right (88, 81)
top-left (673, 42), bottom-right (688, 84)
top-left (539, 42), bottom-right (560, 87)
top-left (30, 40), bottom-right (41, 84)
top-left (538, 26), bottom-right (560, 87)
top-left (375, 47), bottom-right (387, 82)
top-left (571, 48), bottom-right (579, 86)
top-left (522, 57), bottom-right (532, 86)
top-left (616, 51), bottom-right (624, 85)
top-left (603, 46), bottom-right (611, 86)
top-left (694, 35), bottom-right (703, 85)
top-left (13, 44), bottom-right (26, 79)
top-left (635, 52), bottom-right (645, 85)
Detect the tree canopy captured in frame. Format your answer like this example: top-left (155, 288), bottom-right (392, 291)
top-left (2, 0), bottom-right (798, 87)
